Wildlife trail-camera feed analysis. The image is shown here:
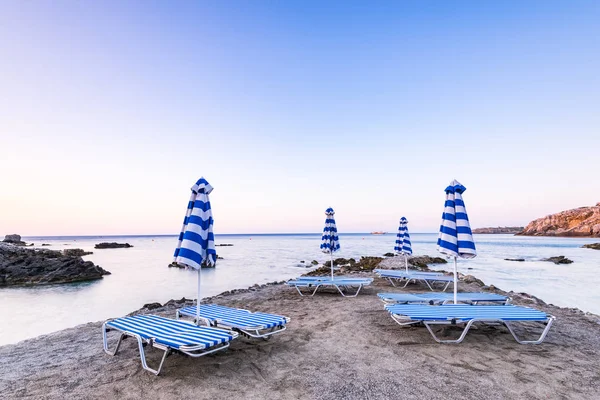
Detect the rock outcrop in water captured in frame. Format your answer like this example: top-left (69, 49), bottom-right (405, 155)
top-left (517, 202), bottom-right (600, 237)
top-left (472, 227), bottom-right (524, 234)
top-left (94, 242), bottom-right (133, 249)
top-left (582, 243), bottom-right (600, 250)
top-left (2, 234), bottom-right (26, 246)
top-left (0, 243), bottom-right (110, 286)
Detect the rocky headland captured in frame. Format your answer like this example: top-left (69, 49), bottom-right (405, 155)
top-left (517, 202), bottom-right (600, 237)
top-left (0, 243), bottom-right (110, 286)
top-left (472, 226), bottom-right (524, 234)
top-left (582, 243), bottom-right (600, 250)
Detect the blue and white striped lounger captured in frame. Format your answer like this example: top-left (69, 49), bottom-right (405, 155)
top-left (103, 314), bottom-right (238, 375)
top-left (374, 269), bottom-right (453, 291)
top-left (385, 304), bottom-right (555, 344)
top-left (378, 292), bottom-right (509, 305)
top-left (176, 304), bottom-right (290, 339)
top-left (287, 277), bottom-right (373, 297)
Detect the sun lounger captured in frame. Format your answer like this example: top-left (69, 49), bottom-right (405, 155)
top-left (385, 304), bottom-right (555, 344)
top-left (378, 292), bottom-right (509, 305)
top-left (103, 314), bottom-right (238, 375)
top-left (176, 304), bottom-right (290, 339)
top-left (374, 269), bottom-right (453, 291)
top-left (286, 277), bottom-right (373, 297)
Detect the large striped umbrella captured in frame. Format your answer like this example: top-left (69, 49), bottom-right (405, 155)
top-left (320, 207), bottom-right (340, 279)
top-left (437, 179), bottom-right (477, 304)
top-left (173, 177), bottom-right (216, 323)
top-left (394, 217), bottom-right (413, 272)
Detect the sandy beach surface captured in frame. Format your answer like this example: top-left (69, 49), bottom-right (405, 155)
top-left (1, 258), bottom-right (600, 400)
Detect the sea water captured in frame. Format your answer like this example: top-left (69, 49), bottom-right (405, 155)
top-left (0, 233), bottom-right (599, 346)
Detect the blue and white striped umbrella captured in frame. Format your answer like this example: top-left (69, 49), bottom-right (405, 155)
top-left (437, 179), bottom-right (476, 303)
top-left (394, 217), bottom-right (412, 272)
top-left (320, 207), bottom-right (340, 279)
top-left (173, 177), bottom-right (216, 322)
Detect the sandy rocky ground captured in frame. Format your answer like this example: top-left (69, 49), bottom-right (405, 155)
top-left (1, 257), bottom-right (600, 400)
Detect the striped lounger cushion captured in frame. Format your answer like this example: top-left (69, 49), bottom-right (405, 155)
top-left (106, 314), bottom-right (234, 350)
top-left (378, 292), bottom-right (508, 304)
top-left (178, 304), bottom-right (289, 330)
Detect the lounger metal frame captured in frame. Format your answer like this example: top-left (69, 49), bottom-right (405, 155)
top-left (377, 292), bottom-right (510, 305)
top-left (384, 274), bottom-right (453, 291)
top-left (176, 306), bottom-right (290, 340)
top-left (387, 308), bottom-right (555, 345)
top-left (287, 279), bottom-right (373, 297)
top-left (102, 318), bottom-right (238, 375)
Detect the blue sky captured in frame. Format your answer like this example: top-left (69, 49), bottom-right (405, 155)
top-left (1, 1), bottom-right (599, 235)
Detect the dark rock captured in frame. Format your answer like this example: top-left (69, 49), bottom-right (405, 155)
top-left (215, 244), bottom-right (233, 246)
top-left (505, 258), bottom-right (525, 262)
top-left (409, 256), bottom-right (448, 269)
top-left (2, 234), bottom-right (26, 246)
top-left (168, 261), bottom-right (216, 269)
top-left (383, 252), bottom-right (395, 257)
top-left (542, 256), bottom-right (573, 264)
top-left (143, 302), bottom-right (162, 310)
top-left (217, 256), bottom-right (224, 260)
top-left (0, 243), bottom-right (110, 286)
top-left (94, 242), bottom-right (133, 249)
top-left (311, 260), bottom-right (319, 265)
top-left (300, 260), bottom-right (305, 263)
top-left (582, 243), bottom-right (600, 250)
top-left (63, 248), bottom-right (93, 257)
top-left (41, 244), bottom-right (51, 246)
top-left (462, 274), bottom-right (485, 286)
top-left (305, 256), bottom-right (383, 276)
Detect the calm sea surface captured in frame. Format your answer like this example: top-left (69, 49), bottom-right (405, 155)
top-left (1, 233), bottom-right (599, 346)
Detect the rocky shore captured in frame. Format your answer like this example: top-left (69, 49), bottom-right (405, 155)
top-left (472, 227), bottom-right (524, 234)
top-left (518, 202), bottom-right (600, 237)
top-left (1, 255), bottom-right (599, 399)
top-left (0, 243), bottom-right (110, 286)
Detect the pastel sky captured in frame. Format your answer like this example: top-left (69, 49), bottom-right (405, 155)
top-left (1, 1), bottom-right (599, 236)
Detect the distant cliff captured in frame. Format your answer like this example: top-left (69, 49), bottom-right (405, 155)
top-left (472, 227), bottom-right (524, 234)
top-left (517, 202), bottom-right (600, 237)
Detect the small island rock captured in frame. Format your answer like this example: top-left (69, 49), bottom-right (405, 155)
top-left (3, 234), bottom-right (26, 246)
top-left (582, 243), bottom-right (600, 250)
top-left (94, 242), bottom-right (133, 249)
top-left (542, 256), bottom-right (573, 265)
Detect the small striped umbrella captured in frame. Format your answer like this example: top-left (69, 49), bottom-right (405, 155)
top-left (394, 217), bottom-right (413, 272)
top-left (173, 177), bottom-right (216, 323)
top-left (320, 207), bottom-right (340, 279)
top-left (437, 179), bottom-right (477, 304)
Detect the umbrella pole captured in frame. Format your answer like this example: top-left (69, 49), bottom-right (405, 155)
top-left (330, 252), bottom-right (334, 279)
top-left (196, 269), bottom-right (201, 324)
top-left (404, 254), bottom-right (408, 273)
top-left (453, 257), bottom-right (458, 304)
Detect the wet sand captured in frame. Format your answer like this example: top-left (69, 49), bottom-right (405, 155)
top-left (1, 259), bottom-right (599, 400)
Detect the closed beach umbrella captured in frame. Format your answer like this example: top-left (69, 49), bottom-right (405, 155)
top-left (173, 177), bottom-right (217, 323)
top-left (437, 180), bottom-right (477, 304)
top-left (394, 217), bottom-right (413, 272)
top-left (320, 207), bottom-right (340, 279)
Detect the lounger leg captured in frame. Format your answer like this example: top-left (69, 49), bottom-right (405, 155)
top-left (310, 284), bottom-right (322, 296)
top-left (103, 322), bottom-right (126, 356)
top-left (401, 278), bottom-right (413, 288)
top-left (441, 281), bottom-right (451, 292)
top-left (424, 320), bottom-right (476, 344)
top-left (424, 280), bottom-right (435, 291)
top-left (503, 317), bottom-right (555, 344)
top-left (387, 277), bottom-right (397, 287)
top-left (334, 284), bottom-right (362, 297)
top-left (390, 313), bottom-right (423, 326)
top-left (136, 338), bottom-right (169, 376)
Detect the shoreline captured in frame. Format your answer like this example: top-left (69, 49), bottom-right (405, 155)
top-left (1, 257), bottom-right (600, 399)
